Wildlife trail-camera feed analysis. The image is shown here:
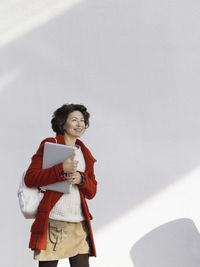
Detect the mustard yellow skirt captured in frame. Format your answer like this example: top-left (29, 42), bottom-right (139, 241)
top-left (34, 218), bottom-right (91, 261)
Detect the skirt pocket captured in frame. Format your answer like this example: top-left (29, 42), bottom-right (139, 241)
top-left (49, 220), bottom-right (65, 251)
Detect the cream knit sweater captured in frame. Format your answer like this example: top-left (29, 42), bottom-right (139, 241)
top-left (49, 144), bottom-right (86, 222)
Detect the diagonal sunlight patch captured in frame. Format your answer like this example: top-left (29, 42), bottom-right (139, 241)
top-left (88, 166), bottom-right (200, 267)
top-left (110, 165), bottom-right (200, 232)
top-left (0, 0), bottom-right (84, 48)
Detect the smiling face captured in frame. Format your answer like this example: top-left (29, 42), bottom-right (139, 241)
top-left (64, 110), bottom-right (86, 138)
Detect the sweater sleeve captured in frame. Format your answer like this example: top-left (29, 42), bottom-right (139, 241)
top-left (77, 162), bottom-right (97, 200)
top-left (24, 138), bottom-right (66, 188)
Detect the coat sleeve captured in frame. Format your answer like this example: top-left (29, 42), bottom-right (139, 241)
top-left (77, 162), bottom-right (97, 200)
top-left (24, 138), bottom-right (65, 188)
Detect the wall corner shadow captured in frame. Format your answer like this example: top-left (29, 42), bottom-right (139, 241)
top-left (130, 218), bottom-right (200, 267)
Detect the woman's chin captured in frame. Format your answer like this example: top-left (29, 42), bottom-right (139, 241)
top-left (73, 133), bottom-right (82, 137)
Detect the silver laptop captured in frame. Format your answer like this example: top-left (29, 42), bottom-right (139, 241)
top-left (41, 142), bottom-right (76, 193)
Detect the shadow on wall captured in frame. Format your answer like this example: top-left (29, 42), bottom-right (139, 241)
top-left (130, 218), bottom-right (200, 267)
top-left (1, 0), bottom-right (200, 235)
top-left (1, 1), bottom-right (200, 267)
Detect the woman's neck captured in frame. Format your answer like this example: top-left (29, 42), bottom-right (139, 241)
top-left (63, 133), bottom-right (77, 147)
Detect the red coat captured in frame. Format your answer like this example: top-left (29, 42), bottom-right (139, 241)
top-left (24, 134), bottom-right (97, 257)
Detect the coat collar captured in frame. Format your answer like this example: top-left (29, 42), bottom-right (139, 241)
top-left (56, 134), bottom-right (96, 169)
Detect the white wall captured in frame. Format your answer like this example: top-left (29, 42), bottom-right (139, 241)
top-left (1, 1), bottom-right (200, 266)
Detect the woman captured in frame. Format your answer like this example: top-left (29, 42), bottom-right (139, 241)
top-left (24, 104), bottom-right (97, 267)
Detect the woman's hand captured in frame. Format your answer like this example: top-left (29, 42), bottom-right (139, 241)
top-left (62, 154), bottom-right (78, 173)
top-left (66, 172), bottom-right (82, 184)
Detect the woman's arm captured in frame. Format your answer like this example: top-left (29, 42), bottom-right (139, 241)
top-left (77, 164), bottom-right (97, 200)
top-left (24, 138), bottom-right (66, 188)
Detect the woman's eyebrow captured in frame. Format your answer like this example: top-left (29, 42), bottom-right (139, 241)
top-left (71, 117), bottom-right (84, 119)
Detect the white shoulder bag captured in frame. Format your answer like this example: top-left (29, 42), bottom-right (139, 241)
top-left (17, 171), bottom-right (44, 219)
top-left (18, 137), bottom-right (57, 219)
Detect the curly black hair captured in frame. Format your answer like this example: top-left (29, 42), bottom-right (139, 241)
top-left (51, 104), bottom-right (90, 134)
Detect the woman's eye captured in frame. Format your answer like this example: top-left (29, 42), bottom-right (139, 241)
top-left (72, 119), bottom-right (85, 122)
